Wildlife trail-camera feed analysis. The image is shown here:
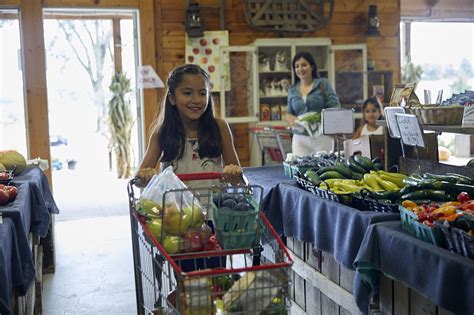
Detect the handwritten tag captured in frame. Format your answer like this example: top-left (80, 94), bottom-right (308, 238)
top-left (137, 65), bottom-right (165, 89)
top-left (395, 113), bottom-right (426, 148)
top-left (384, 107), bottom-right (405, 138)
top-left (462, 105), bottom-right (474, 127)
top-left (322, 108), bottom-right (354, 135)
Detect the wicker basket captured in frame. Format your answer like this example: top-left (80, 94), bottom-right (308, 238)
top-left (405, 104), bottom-right (464, 125)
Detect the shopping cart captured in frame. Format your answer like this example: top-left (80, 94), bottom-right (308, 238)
top-left (127, 172), bottom-right (293, 315)
top-left (249, 126), bottom-right (292, 166)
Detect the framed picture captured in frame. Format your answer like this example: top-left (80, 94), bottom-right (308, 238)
top-left (390, 83), bottom-right (418, 107)
top-left (185, 31), bottom-right (229, 92)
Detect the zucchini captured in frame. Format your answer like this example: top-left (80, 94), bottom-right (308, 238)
top-left (352, 172), bottom-right (364, 180)
top-left (304, 170), bottom-right (321, 185)
top-left (353, 155), bottom-right (374, 172)
top-left (446, 173), bottom-right (473, 185)
top-left (348, 156), bottom-right (367, 174)
top-left (316, 164), bottom-right (352, 179)
top-left (403, 176), bottom-right (423, 186)
top-left (423, 173), bottom-right (459, 184)
top-left (319, 171), bottom-right (346, 180)
top-left (400, 189), bottom-right (454, 201)
top-left (362, 188), bottom-right (401, 201)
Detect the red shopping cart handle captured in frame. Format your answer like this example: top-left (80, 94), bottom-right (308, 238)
top-left (177, 172), bottom-right (223, 181)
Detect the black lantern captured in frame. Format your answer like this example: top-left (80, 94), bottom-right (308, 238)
top-left (186, 2), bottom-right (204, 38)
top-left (365, 5), bottom-right (381, 37)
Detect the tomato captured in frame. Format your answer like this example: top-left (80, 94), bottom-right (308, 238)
top-left (3, 186), bottom-right (17, 201)
top-left (0, 189), bottom-right (9, 205)
top-left (457, 192), bottom-right (471, 203)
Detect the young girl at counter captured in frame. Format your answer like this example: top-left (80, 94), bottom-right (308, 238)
top-left (352, 98), bottom-right (384, 139)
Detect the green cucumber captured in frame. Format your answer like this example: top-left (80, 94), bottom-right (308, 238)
top-left (348, 156), bottom-right (367, 174)
top-left (363, 189), bottom-right (400, 202)
top-left (400, 189), bottom-right (454, 201)
top-left (319, 171), bottom-right (346, 180)
top-left (353, 155), bottom-right (374, 172)
top-left (446, 173), bottom-right (473, 185)
top-left (305, 170), bottom-right (321, 185)
top-left (316, 164), bottom-right (352, 179)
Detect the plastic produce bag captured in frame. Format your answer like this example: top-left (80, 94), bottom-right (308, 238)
top-left (137, 166), bottom-right (206, 237)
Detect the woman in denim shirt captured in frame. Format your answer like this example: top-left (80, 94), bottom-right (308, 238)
top-left (285, 52), bottom-right (341, 155)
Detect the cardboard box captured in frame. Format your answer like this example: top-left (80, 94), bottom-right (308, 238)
top-left (344, 135), bottom-right (385, 159)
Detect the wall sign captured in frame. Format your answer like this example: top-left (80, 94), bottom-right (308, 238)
top-left (137, 65), bottom-right (164, 89)
top-left (395, 113), bottom-right (426, 148)
top-left (384, 107), bottom-right (405, 138)
top-left (322, 108), bottom-right (354, 135)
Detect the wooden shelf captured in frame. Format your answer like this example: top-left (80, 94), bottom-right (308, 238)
top-left (376, 120), bottom-right (474, 134)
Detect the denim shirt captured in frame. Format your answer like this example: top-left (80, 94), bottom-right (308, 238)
top-left (287, 78), bottom-right (341, 116)
top-left (287, 78), bottom-right (341, 135)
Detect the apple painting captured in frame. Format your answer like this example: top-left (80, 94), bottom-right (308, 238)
top-left (205, 48), bottom-right (212, 55)
top-left (192, 47), bottom-right (200, 54)
top-left (188, 55), bottom-right (195, 63)
top-left (208, 65), bottom-right (215, 73)
top-left (199, 38), bottom-right (208, 46)
top-left (212, 38), bottom-right (220, 45)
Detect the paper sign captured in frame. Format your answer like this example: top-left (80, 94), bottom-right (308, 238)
top-left (137, 65), bottom-right (164, 89)
top-left (395, 113), bottom-right (426, 148)
top-left (384, 107), bottom-right (405, 138)
top-left (322, 108), bottom-right (354, 135)
top-left (462, 105), bottom-right (474, 127)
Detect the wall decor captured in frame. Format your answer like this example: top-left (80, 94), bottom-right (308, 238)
top-left (243, 0), bottom-right (335, 32)
top-left (185, 31), bottom-right (230, 92)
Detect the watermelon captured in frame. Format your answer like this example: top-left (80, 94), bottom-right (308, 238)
top-left (0, 150), bottom-right (27, 174)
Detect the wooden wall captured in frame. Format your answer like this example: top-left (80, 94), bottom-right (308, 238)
top-left (154, 0), bottom-right (401, 166)
top-left (401, 0), bottom-right (474, 20)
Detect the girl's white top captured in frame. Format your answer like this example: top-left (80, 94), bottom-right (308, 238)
top-left (360, 124), bottom-right (384, 136)
top-left (160, 138), bottom-right (223, 188)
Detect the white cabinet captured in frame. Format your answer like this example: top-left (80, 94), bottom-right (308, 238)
top-left (219, 38), bottom-right (367, 124)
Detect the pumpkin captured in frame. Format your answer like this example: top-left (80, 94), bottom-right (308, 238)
top-left (0, 150), bottom-right (27, 174)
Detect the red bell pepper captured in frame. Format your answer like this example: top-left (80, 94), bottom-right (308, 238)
top-left (457, 192), bottom-right (471, 203)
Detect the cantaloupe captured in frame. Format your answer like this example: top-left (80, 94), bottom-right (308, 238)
top-left (0, 150), bottom-right (27, 174)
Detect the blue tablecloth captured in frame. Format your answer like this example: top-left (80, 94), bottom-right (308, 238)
top-left (243, 165), bottom-right (293, 198)
top-left (0, 167), bottom-right (59, 315)
top-left (264, 182), bottom-right (401, 269)
top-left (13, 167), bottom-right (59, 237)
top-left (354, 221), bottom-right (474, 315)
top-left (0, 186), bottom-right (36, 315)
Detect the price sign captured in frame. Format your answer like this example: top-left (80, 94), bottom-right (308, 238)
top-left (395, 113), bottom-right (426, 148)
top-left (462, 105), bottom-right (474, 127)
top-left (322, 108), bottom-right (354, 135)
top-left (137, 65), bottom-right (165, 89)
top-left (384, 107), bottom-right (405, 138)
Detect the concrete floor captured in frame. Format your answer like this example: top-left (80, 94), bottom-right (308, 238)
top-left (42, 216), bottom-right (137, 314)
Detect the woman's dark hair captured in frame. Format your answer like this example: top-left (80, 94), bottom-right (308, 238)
top-left (362, 98), bottom-right (384, 121)
top-left (292, 52), bottom-right (319, 82)
top-left (154, 64), bottom-right (222, 162)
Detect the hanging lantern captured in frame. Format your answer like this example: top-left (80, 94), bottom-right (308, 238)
top-left (186, 2), bottom-right (204, 38)
top-left (365, 5), bottom-right (381, 37)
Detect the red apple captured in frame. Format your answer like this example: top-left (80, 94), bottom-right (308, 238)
top-left (4, 186), bottom-right (17, 201)
top-left (204, 234), bottom-right (222, 251)
top-left (182, 229), bottom-right (203, 252)
top-left (205, 48), bottom-right (212, 55)
top-left (199, 39), bottom-right (208, 46)
top-left (0, 189), bottom-right (9, 205)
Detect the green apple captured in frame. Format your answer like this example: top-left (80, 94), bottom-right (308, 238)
top-left (183, 205), bottom-right (205, 228)
top-left (146, 218), bottom-right (164, 242)
top-left (163, 235), bottom-right (183, 254)
top-left (138, 198), bottom-right (161, 216)
top-left (163, 203), bottom-right (191, 235)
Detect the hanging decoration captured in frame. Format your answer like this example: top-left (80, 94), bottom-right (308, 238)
top-left (243, 0), bottom-right (335, 32)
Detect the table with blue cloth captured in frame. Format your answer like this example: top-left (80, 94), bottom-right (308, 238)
top-left (354, 221), bottom-right (474, 315)
top-left (0, 167), bottom-right (59, 315)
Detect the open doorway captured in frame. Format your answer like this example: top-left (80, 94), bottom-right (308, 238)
top-left (43, 9), bottom-right (143, 221)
